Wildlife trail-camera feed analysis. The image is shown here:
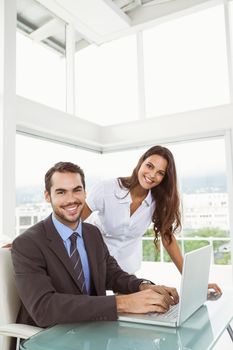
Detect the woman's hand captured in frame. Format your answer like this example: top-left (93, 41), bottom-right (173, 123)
top-left (208, 283), bottom-right (222, 295)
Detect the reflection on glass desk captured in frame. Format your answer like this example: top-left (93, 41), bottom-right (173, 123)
top-left (20, 289), bottom-right (233, 350)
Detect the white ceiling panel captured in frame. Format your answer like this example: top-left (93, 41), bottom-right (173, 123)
top-left (36, 0), bottom-right (131, 44)
top-left (18, 0), bottom-right (216, 51)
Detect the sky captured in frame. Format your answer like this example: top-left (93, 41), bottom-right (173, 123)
top-left (16, 134), bottom-right (226, 188)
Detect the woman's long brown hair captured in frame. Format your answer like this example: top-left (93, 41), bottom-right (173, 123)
top-left (118, 145), bottom-right (181, 245)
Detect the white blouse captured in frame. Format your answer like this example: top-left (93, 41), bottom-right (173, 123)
top-left (86, 178), bottom-right (155, 273)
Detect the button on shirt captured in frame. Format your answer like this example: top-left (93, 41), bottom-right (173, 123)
top-left (52, 214), bottom-right (91, 294)
top-left (86, 178), bottom-right (155, 274)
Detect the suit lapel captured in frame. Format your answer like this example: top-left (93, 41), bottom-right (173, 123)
top-left (43, 215), bottom-right (85, 293)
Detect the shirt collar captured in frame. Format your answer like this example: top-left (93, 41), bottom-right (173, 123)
top-left (114, 179), bottom-right (154, 206)
top-left (52, 214), bottom-right (83, 242)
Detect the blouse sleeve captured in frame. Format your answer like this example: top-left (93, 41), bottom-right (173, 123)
top-left (86, 180), bottom-right (105, 213)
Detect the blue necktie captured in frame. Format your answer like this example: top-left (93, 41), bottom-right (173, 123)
top-left (69, 232), bottom-right (87, 294)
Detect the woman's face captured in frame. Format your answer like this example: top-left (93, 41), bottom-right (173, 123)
top-left (137, 154), bottom-right (168, 190)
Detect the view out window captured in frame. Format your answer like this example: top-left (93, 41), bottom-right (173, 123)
top-left (144, 138), bottom-right (230, 265)
top-left (15, 134), bottom-right (101, 236)
top-left (143, 4), bottom-right (230, 118)
top-left (174, 138), bottom-right (230, 265)
top-left (75, 35), bottom-right (139, 126)
top-left (19, 216), bottom-right (31, 226)
top-left (16, 31), bottom-right (66, 112)
top-left (16, 134), bottom-right (231, 266)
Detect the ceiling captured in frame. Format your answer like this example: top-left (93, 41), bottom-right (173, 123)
top-left (17, 0), bottom-right (212, 55)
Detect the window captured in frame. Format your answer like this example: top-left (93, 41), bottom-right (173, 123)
top-left (75, 35), bottom-right (139, 126)
top-left (110, 137), bottom-right (232, 266)
top-left (15, 134), bottom-right (101, 235)
top-left (165, 138), bottom-right (230, 265)
top-left (16, 134), bottom-right (231, 266)
top-left (19, 216), bottom-right (31, 226)
top-left (143, 4), bottom-right (230, 118)
top-left (100, 138), bottom-right (231, 265)
top-left (16, 31), bottom-right (66, 112)
top-left (19, 229), bottom-right (27, 235)
top-left (16, 134), bottom-right (102, 189)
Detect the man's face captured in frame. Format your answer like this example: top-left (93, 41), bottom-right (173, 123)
top-left (45, 171), bottom-right (86, 230)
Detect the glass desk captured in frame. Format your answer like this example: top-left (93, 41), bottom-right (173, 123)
top-left (20, 289), bottom-right (233, 350)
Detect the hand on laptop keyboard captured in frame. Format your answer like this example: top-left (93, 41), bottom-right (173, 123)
top-left (116, 287), bottom-right (178, 315)
top-left (139, 284), bottom-right (179, 305)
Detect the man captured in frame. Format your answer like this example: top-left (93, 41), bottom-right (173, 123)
top-left (11, 162), bottom-right (179, 328)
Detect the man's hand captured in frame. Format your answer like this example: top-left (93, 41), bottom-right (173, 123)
top-left (116, 289), bottom-right (176, 314)
top-left (139, 283), bottom-right (179, 305)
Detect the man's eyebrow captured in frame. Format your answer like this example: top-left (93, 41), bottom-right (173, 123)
top-left (55, 186), bottom-right (83, 191)
top-left (55, 188), bottom-right (66, 192)
top-left (73, 185), bottom-right (83, 190)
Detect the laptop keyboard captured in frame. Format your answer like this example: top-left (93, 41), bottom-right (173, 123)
top-left (149, 303), bottom-right (179, 321)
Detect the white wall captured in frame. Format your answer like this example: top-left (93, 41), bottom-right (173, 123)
top-left (100, 103), bottom-right (233, 151)
top-left (16, 98), bottom-right (233, 152)
top-left (16, 96), bottom-right (102, 152)
top-left (0, 0), bottom-right (16, 238)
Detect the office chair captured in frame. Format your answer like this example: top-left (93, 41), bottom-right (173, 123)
top-left (0, 248), bottom-right (42, 350)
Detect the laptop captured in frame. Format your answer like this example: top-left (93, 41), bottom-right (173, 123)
top-left (118, 245), bottom-right (212, 327)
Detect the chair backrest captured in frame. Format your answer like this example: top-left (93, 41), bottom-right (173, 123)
top-left (0, 248), bottom-right (20, 326)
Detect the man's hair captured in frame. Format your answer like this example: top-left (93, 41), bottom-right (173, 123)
top-left (45, 162), bottom-right (85, 193)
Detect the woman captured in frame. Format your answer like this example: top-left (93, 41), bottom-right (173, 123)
top-left (82, 145), bottom-right (221, 294)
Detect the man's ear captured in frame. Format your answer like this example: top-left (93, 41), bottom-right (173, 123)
top-left (44, 190), bottom-right (51, 203)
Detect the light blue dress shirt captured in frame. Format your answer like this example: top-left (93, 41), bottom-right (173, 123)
top-left (52, 214), bottom-right (91, 294)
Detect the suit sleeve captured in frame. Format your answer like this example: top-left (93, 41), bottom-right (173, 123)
top-left (11, 232), bottom-right (118, 327)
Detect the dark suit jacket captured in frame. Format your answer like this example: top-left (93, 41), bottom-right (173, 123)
top-left (11, 215), bottom-right (143, 328)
